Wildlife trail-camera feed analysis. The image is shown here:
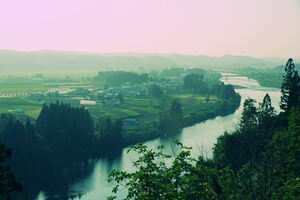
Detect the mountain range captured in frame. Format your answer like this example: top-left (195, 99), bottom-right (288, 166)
top-left (0, 50), bottom-right (295, 72)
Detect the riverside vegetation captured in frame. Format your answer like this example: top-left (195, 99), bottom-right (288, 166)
top-left (107, 59), bottom-right (300, 200)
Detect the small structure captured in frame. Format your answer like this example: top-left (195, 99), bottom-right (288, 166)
top-left (15, 109), bottom-right (25, 113)
top-left (80, 100), bottom-right (97, 105)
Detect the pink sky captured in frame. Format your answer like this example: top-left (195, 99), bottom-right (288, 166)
top-left (0, 0), bottom-right (300, 57)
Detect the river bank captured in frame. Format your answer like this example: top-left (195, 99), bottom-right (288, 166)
top-left (21, 75), bottom-right (280, 200)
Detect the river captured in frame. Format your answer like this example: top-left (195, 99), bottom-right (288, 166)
top-left (30, 75), bottom-right (281, 200)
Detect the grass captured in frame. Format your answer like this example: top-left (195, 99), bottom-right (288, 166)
top-left (175, 94), bottom-right (219, 101)
top-left (0, 97), bottom-right (42, 118)
top-left (0, 70), bottom-right (99, 79)
top-left (0, 80), bottom-right (46, 93)
top-left (0, 71), bottom-right (99, 93)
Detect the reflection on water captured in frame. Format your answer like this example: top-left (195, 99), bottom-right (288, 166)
top-left (17, 76), bottom-right (281, 200)
top-left (36, 192), bottom-right (46, 200)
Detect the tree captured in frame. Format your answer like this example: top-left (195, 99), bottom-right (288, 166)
top-left (259, 94), bottom-right (274, 117)
top-left (271, 107), bottom-right (300, 179)
top-left (159, 99), bottom-right (184, 135)
top-left (112, 119), bottom-right (123, 148)
top-left (240, 98), bottom-right (258, 130)
top-left (280, 58), bottom-right (300, 112)
top-left (149, 84), bottom-right (163, 98)
top-left (108, 143), bottom-right (236, 200)
top-left (183, 73), bottom-right (207, 92)
top-left (169, 99), bottom-right (184, 126)
top-left (95, 71), bottom-right (152, 86)
top-left (211, 82), bottom-right (237, 99)
top-left (36, 102), bottom-right (95, 155)
top-left (221, 85), bottom-right (236, 99)
top-left (0, 144), bottom-right (22, 200)
top-left (100, 117), bottom-right (124, 150)
top-left (159, 112), bottom-right (172, 134)
top-left (258, 93), bottom-right (275, 128)
top-left (3, 120), bottom-right (27, 162)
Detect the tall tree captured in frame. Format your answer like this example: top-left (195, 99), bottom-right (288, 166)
top-left (280, 58), bottom-right (300, 112)
top-left (159, 99), bottom-right (184, 135)
top-left (169, 99), bottom-right (184, 131)
top-left (36, 102), bottom-right (95, 155)
top-left (183, 73), bottom-right (207, 92)
top-left (0, 144), bottom-right (22, 200)
top-left (100, 118), bottom-right (123, 150)
top-left (149, 84), bottom-right (163, 98)
top-left (240, 98), bottom-right (258, 130)
top-left (258, 93), bottom-right (275, 128)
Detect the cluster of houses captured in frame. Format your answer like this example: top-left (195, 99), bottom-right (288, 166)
top-left (93, 80), bottom-right (180, 103)
top-left (26, 80), bottom-right (181, 107)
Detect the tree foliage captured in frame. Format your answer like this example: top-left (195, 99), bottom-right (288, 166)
top-left (149, 84), bottom-right (164, 98)
top-left (159, 99), bottom-right (184, 135)
top-left (108, 143), bottom-right (236, 200)
top-left (183, 73), bottom-right (207, 93)
top-left (95, 71), bottom-right (151, 86)
top-left (36, 101), bottom-right (95, 155)
top-left (280, 58), bottom-right (300, 112)
top-left (100, 117), bottom-right (123, 150)
top-left (0, 144), bottom-right (22, 200)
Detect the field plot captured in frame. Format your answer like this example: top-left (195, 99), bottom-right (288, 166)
top-left (0, 97), bottom-right (42, 118)
top-left (0, 79), bottom-right (46, 93)
top-left (83, 95), bottom-right (220, 125)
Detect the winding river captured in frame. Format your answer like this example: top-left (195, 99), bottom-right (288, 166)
top-left (31, 75), bottom-right (281, 200)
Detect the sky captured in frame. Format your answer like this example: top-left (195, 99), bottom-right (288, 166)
top-left (0, 0), bottom-right (300, 58)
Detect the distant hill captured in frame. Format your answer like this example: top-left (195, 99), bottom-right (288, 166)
top-left (0, 50), bottom-right (290, 72)
top-left (273, 61), bottom-right (300, 72)
top-left (163, 54), bottom-right (285, 69)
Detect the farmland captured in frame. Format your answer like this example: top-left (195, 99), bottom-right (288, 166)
top-left (0, 69), bottom-right (239, 136)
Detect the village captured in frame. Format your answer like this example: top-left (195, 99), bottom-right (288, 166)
top-left (0, 76), bottom-right (190, 128)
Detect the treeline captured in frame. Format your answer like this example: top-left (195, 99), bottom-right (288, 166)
top-left (108, 58), bottom-right (300, 200)
top-left (210, 60), bottom-right (300, 199)
top-left (123, 83), bottom-right (240, 145)
top-left (240, 62), bottom-right (300, 88)
top-left (160, 67), bottom-right (220, 81)
top-left (94, 71), bottom-right (152, 86)
top-left (0, 102), bottom-right (125, 169)
top-left (121, 99), bottom-right (184, 145)
top-left (183, 76), bottom-right (241, 126)
top-left (94, 67), bottom-right (221, 88)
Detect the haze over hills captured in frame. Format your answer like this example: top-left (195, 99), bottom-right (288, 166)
top-left (0, 50), bottom-right (294, 72)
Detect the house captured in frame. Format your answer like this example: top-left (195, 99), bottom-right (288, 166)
top-left (80, 100), bottom-right (97, 105)
top-left (15, 109), bottom-right (25, 113)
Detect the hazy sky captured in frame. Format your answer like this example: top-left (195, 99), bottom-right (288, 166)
top-left (0, 0), bottom-right (300, 57)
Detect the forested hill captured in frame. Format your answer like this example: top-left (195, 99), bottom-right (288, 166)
top-left (0, 50), bottom-right (285, 72)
